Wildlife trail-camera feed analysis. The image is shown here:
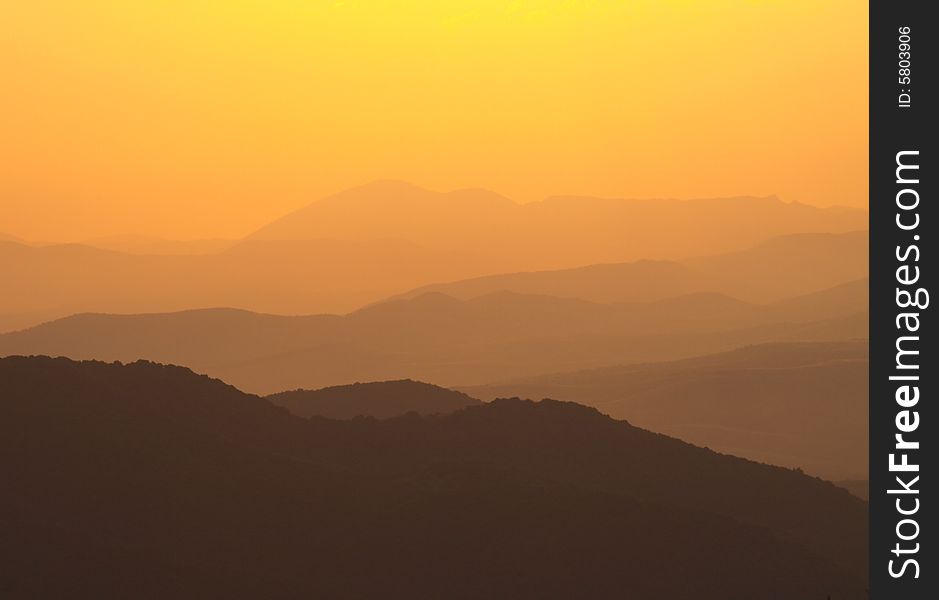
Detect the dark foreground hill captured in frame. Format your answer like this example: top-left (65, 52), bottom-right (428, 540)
top-left (0, 357), bottom-right (867, 599)
top-left (268, 379), bottom-right (480, 419)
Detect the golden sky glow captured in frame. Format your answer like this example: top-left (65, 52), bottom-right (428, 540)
top-left (1, 0), bottom-right (867, 241)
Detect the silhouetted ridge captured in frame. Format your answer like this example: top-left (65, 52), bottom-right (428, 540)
top-left (1, 356), bottom-right (866, 598)
top-left (268, 379), bottom-right (480, 419)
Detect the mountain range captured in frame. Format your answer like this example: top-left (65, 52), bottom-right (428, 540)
top-left (0, 278), bottom-right (866, 394)
top-left (0, 356), bottom-right (867, 598)
top-left (0, 182), bottom-right (866, 332)
top-left (0, 237), bottom-right (494, 332)
top-left (386, 230), bottom-right (868, 305)
top-left (251, 180), bottom-right (866, 268)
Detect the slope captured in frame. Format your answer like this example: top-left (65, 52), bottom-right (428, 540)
top-left (1, 356), bottom-right (866, 598)
top-left (463, 341), bottom-right (869, 479)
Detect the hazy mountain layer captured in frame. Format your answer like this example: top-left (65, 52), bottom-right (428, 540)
top-left (0, 182), bottom-right (867, 332)
top-left (0, 238), bottom-right (500, 332)
top-left (251, 180), bottom-right (867, 268)
top-left (390, 231), bottom-right (868, 304)
top-left (0, 281), bottom-right (867, 394)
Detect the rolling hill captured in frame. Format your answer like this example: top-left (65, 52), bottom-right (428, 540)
top-left (1, 356), bottom-right (867, 598)
top-left (268, 379), bottom-right (481, 419)
top-left (462, 341), bottom-right (869, 480)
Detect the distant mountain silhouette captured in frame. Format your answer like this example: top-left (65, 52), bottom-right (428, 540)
top-left (1, 356), bottom-right (867, 598)
top-left (268, 379), bottom-right (480, 419)
top-left (389, 231), bottom-right (868, 304)
top-left (0, 185), bottom-right (868, 331)
top-left (463, 341), bottom-right (868, 480)
top-left (249, 181), bottom-right (867, 270)
top-left (0, 282), bottom-right (867, 394)
top-left (251, 180), bottom-right (518, 243)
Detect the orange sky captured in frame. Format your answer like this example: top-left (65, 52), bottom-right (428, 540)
top-left (1, 0), bottom-right (867, 242)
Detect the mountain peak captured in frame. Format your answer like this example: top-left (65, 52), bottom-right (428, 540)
top-left (267, 378), bottom-right (480, 419)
